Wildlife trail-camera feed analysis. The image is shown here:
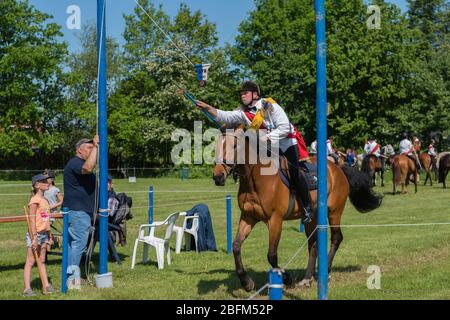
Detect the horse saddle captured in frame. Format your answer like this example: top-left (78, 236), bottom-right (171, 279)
top-left (278, 157), bottom-right (317, 219)
top-left (278, 157), bottom-right (318, 191)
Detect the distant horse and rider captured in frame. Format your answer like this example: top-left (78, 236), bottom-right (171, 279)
top-left (361, 136), bottom-right (395, 187)
top-left (212, 126), bottom-right (382, 291)
top-left (419, 139), bottom-right (439, 186)
top-left (391, 154), bottom-right (418, 194)
top-left (391, 132), bottom-right (421, 194)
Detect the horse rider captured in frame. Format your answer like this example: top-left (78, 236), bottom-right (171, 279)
top-left (326, 137), bottom-right (340, 164)
top-left (309, 139), bottom-right (317, 156)
top-left (195, 81), bottom-right (314, 223)
top-left (399, 132), bottom-right (421, 171)
top-left (364, 135), bottom-right (381, 159)
top-left (428, 139), bottom-right (437, 171)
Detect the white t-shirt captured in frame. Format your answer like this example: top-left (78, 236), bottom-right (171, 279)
top-left (399, 139), bottom-right (413, 155)
top-left (215, 98), bottom-right (297, 152)
top-left (44, 186), bottom-right (61, 213)
top-left (310, 140), bottom-right (317, 154)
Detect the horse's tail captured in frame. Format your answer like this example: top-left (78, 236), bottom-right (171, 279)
top-left (438, 154), bottom-right (449, 183)
top-left (392, 157), bottom-right (402, 185)
top-left (340, 165), bottom-right (383, 213)
top-left (361, 155), bottom-right (371, 174)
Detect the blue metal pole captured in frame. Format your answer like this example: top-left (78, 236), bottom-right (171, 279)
top-left (226, 195), bottom-right (232, 255)
top-left (315, 0), bottom-right (329, 300)
top-left (268, 268), bottom-right (283, 300)
top-left (61, 207), bottom-right (69, 294)
top-left (97, 0), bottom-right (109, 276)
top-left (299, 221), bottom-right (305, 233)
top-left (148, 186), bottom-right (154, 224)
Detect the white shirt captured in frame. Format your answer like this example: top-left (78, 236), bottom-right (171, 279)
top-left (44, 186), bottom-right (60, 213)
top-left (399, 139), bottom-right (413, 155)
top-left (428, 145), bottom-right (436, 157)
top-left (364, 141), bottom-right (381, 157)
top-left (326, 140), bottom-right (334, 155)
top-left (215, 98), bottom-right (297, 152)
top-left (310, 140), bottom-right (317, 154)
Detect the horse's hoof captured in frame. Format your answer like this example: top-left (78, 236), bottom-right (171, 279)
top-left (283, 272), bottom-right (294, 287)
top-left (296, 277), bottom-right (314, 289)
top-left (241, 277), bottom-right (255, 292)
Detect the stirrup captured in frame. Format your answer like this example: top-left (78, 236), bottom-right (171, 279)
top-left (301, 205), bottom-right (314, 224)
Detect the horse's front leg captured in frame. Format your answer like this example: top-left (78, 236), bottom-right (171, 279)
top-left (414, 171), bottom-right (418, 193)
top-left (266, 214), bottom-right (292, 287)
top-left (297, 218), bottom-right (318, 288)
top-left (233, 215), bottom-right (258, 292)
top-left (381, 170), bottom-right (385, 187)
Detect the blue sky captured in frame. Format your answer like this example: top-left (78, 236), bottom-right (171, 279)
top-left (28, 0), bottom-right (409, 53)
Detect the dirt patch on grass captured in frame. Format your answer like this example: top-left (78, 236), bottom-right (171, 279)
top-left (0, 239), bottom-right (23, 249)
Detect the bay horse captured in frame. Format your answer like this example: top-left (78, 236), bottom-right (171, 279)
top-left (213, 127), bottom-right (383, 291)
top-left (391, 155), bottom-right (418, 194)
top-left (361, 145), bottom-right (395, 187)
top-left (419, 153), bottom-right (433, 186)
top-left (361, 154), bottom-right (385, 187)
top-left (438, 152), bottom-right (450, 188)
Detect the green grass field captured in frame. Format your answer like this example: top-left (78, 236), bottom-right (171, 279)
top-left (0, 171), bottom-right (449, 300)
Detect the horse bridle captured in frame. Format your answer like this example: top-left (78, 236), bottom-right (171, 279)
top-left (216, 131), bottom-right (255, 180)
top-left (216, 132), bottom-right (238, 178)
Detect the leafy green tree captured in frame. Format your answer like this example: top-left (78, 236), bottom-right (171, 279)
top-left (407, 0), bottom-right (450, 48)
top-left (231, 0), bottom-right (449, 149)
top-left (63, 21), bottom-right (124, 154)
top-left (119, 1), bottom-right (238, 166)
top-left (0, 0), bottom-right (67, 168)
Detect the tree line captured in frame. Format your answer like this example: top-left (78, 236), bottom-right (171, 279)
top-left (0, 0), bottom-right (449, 170)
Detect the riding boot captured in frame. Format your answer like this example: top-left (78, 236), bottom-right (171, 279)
top-left (284, 145), bottom-right (314, 223)
top-left (296, 172), bottom-right (314, 224)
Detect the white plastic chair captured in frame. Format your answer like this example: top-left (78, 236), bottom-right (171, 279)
top-left (131, 212), bottom-right (180, 270)
top-left (173, 212), bottom-right (199, 254)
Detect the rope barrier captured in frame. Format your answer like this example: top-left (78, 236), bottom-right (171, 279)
top-left (0, 196), bottom-right (228, 220)
top-left (0, 190), bottom-right (237, 196)
top-left (124, 197), bottom-right (226, 210)
top-left (0, 213), bottom-right (62, 223)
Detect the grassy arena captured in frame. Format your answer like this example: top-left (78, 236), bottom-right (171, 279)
top-left (0, 172), bottom-right (449, 300)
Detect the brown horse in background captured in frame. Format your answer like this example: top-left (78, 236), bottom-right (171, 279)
top-left (213, 128), bottom-right (383, 291)
top-left (361, 155), bottom-right (386, 187)
top-left (438, 152), bottom-right (450, 188)
top-left (392, 155), bottom-right (418, 194)
top-left (419, 153), bottom-right (433, 186)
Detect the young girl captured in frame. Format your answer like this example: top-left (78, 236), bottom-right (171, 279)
top-left (23, 174), bottom-right (57, 297)
top-left (44, 170), bottom-right (63, 214)
top-left (44, 170), bottom-right (63, 250)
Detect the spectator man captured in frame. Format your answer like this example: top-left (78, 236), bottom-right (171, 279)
top-left (62, 136), bottom-right (99, 290)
